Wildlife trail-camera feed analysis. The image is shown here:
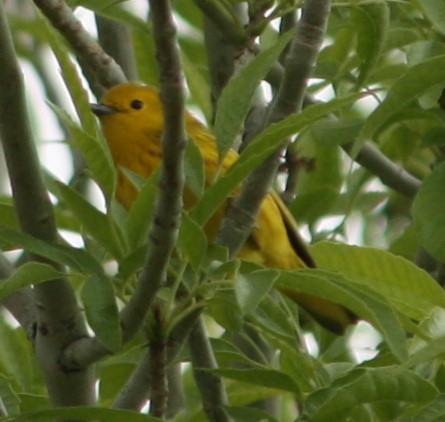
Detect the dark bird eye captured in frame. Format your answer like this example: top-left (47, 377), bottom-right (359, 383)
top-left (130, 99), bottom-right (144, 110)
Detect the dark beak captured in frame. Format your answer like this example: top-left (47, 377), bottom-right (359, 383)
top-left (90, 103), bottom-right (117, 116)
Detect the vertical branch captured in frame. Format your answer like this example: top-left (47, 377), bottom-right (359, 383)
top-left (189, 319), bottom-right (232, 422)
top-left (96, 16), bottom-right (138, 81)
top-left (0, 0), bottom-right (94, 409)
top-left (148, 305), bottom-right (168, 418)
top-left (216, 0), bottom-right (332, 256)
top-left (119, 0), bottom-right (187, 342)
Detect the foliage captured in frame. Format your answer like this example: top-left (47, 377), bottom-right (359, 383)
top-left (1, 0), bottom-right (445, 421)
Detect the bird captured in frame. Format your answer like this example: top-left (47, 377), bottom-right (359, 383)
top-left (91, 82), bottom-right (356, 334)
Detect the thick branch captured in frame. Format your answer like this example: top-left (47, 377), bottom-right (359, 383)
top-left (96, 15), bottom-right (137, 81)
top-left (33, 0), bottom-right (126, 89)
top-left (119, 0), bottom-right (186, 342)
top-left (0, 0), bottom-right (93, 408)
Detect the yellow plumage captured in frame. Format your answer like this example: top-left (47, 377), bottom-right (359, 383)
top-left (92, 82), bottom-right (356, 334)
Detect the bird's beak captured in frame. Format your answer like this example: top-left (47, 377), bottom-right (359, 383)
top-left (90, 103), bottom-right (117, 116)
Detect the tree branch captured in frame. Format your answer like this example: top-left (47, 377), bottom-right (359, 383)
top-left (95, 15), bottom-right (137, 81)
top-left (112, 347), bottom-right (152, 411)
top-left (118, 0), bottom-right (186, 342)
top-left (33, 0), bottom-right (126, 90)
top-left (0, 0), bottom-right (94, 408)
top-left (217, 0), bottom-right (331, 256)
top-left (343, 142), bottom-right (421, 198)
top-left (189, 318), bottom-right (232, 422)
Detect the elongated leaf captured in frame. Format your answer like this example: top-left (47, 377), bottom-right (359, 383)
top-left (4, 406), bottom-right (160, 421)
top-left (235, 270), bottom-right (278, 316)
top-left (0, 263), bottom-right (62, 302)
top-left (125, 169), bottom-right (159, 250)
top-left (408, 309), bottom-right (445, 366)
top-left (116, 245), bottom-right (147, 281)
top-left (184, 136), bottom-right (206, 198)
top-left (56, 182), bottom-right (125, 259)
top-left (412, 161), bottom-right (445, 263)
top-left (177, 212), bottom-right (207, 270)
top-left (81, 274), bottom-right (122, 353)
top-left (306, 367), bottom-right (437, 421)
top-left (418, 0), bottom-right (445, 36)
top-left (192, 94), bottom-right (362, 225)
top-left (353, 3), bottom-right (390, 86)
top-left (37, 13), bottom-right (116, 199)
top-left (276, 268), bottom-right (408, 362)
top-left (225, 406), bottom-right (279, 422)
top-left (68, 0), bottom-right (150, 33)
top-left (0, 202), bottom-right (18, 230)
top-left (50, 104), bottom-right (116, 202)
top-left (214, 29), bottom-right (295, 159)
top-left (310, 241), bottom-right (445, 320)
top-left (403, 394), bottom-right (445, 422)
top-left (360, 54), bottom-right (445, 141)
top-left (209, 368), bottom-right (301, 395)
top-left (0, 227), bottom-right (103, 274)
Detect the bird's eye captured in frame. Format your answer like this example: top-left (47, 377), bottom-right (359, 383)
top-left (130, 99), bottom-right (144, 110)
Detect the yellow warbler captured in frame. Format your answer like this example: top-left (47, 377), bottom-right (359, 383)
top-left (91, 83), bottom-right (356, 334)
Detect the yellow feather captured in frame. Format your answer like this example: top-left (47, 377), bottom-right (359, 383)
top-left (93, 82), bottom-right (356, 334)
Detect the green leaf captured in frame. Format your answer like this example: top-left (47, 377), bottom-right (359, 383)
top-left (360, 54), bottom-right (445, 141)
top-left (311, 241), bottom-right (445, 320)
top-left (214, 29), bottom-right (295, 160)
top-left (408, 308), bottom-right (445, 366)
top-left (4, 406), bottom-right (160, 421)
top-left (192, 93), bottom-right (362, 225)
top-left (0, 202), bottom-right (19, 230)
top-left (234, 269), bottom-right (278, 315)
top-left (412, 161), bottom-right (445, 263)
top-left (56, 182), bottom-right (125, 259)
top-left (418, 0), bottom-right (445, 36)
top-left (67, 0), bottom-right (150, 33)
top-left (208, 292), bottom-right (243, 332)
top-left (311, 118), bottom-right (363, 147)
top-left (224, 406), bottom-right (279, 422)
top-left (37, 12), bottom-right (116, 199)
top-left (352, 3), bottom-right (390, 86)
top-left (181, 51), bottom-right (212, 124)
top-left (81, 274), bottom-right (122, 353)
top-left (276, 269), bottom-right (408, 362)
top-left (0, 263), bottom-right (62, 302)
top-left (209, 368), bottom-right (301, 395)
top-left (117, 245), bottom-right (147, 281)
top-left (184, 135), bottom-right (206, 198)
top-left (125, 169), bottom-right (159, 250)
top-left (50, 103), bottom-right (116, 202)
top-left (306, 367), bottom-right (437, 421)
top-left (0, 375), bottom-right (20, 415)
top-left (0, 317), bottom-right (37, 393)
top-left (402, 394), bottom-right (445, 422)
top-left (0, 227), bottom-right (103, 274)
top-left (177, 212), bottom-right (207, 270)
